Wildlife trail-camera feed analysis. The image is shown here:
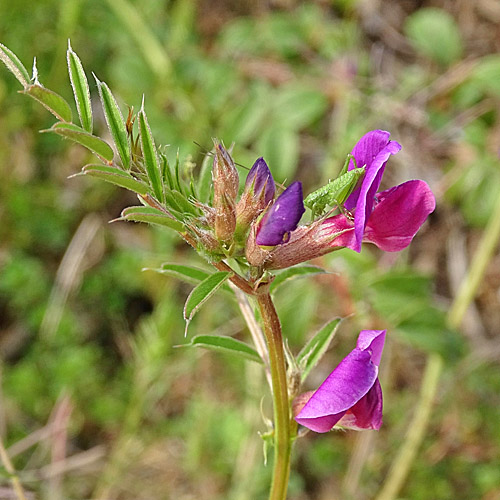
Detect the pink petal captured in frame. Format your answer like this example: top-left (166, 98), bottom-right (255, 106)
top-left (335, 378), bottom-right (383, 430)
top-left (364, 180), bottom-right (436, 252)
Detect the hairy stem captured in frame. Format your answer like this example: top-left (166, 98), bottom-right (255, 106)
top-left (256, 292), bottom-right (292, 500)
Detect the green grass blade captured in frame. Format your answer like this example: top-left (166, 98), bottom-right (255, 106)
top-left (48, 123), bottom-right (113, 161)
top-left (67, 41), bottom-right (93, 132)
top-left (183, 271), bottom-right (232, 335)
top-left (297, 318), bottom-right (342, 383)
top-left (138, 99), bottom-right (163, 201)
top-left (0, 42), bottom-right (30, 87)
top-left (80, 164), bottom-right (148, 194)
top-left (24, 84), bottom-right (72, 122)
top-left (94, 75), bottom-right (130, 169)
top-left (179, 335), bottom-right (263, 364)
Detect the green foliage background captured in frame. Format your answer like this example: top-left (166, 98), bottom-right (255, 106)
top-left (1, 1), bottom-right (500, 499)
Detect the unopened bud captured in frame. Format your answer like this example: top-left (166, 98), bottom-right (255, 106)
top-left (212, 142), bottom-right (239, 243)
top-left (236, 158), bottom-right (275, 232)
top-left (189, 225), bottom-right (220, 253)
top-left (212, 142), bottom-right (239, 201)
top-left (215, 191), bottom-right (236, 243)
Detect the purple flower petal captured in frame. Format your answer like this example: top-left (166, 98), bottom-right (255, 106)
top-left (256, 182), bottom-right (305, 246)
top-left (336, 378), bottom-right (383, 430)
top-left (246, 158), bottom-right (275, 205)
top-left (295, 329), bottom-right (386, 433)
top-left (344, 130), bottom-right (402, 252)
top-left (364, 180), bottom-right (435, 251)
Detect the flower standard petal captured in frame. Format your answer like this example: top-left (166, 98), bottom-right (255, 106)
top-left (364, 180), bottom-right (436, 251)
top-left (256, 181), bottom-right (305, 246)
top-left (295, 329), bottom-right (386, 433)
top-left (344, 130), bottom-right (402, 252)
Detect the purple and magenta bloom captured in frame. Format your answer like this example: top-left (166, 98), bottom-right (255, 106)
top-left (329, 130), bottom-right (435, 252)
top-left (248, 130), bottom-right (435, 266)
top-left (246, 157), bottom-right (275, 204)
top-left (255, 181), bottom-right (305, 246)
top-left (295, 329), bottom-right (386, 433)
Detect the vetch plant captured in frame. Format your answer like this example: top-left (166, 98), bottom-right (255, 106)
top-left (1, 42), bottom-right (435, 500)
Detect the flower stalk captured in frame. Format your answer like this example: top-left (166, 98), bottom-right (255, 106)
top-left (256, 290), bottom-right (293, 500)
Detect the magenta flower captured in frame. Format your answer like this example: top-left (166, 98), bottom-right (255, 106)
top-left (333, 130), bottom-right (435, 252)
top-left (255, 181), bottom-right (305, 246)
top-left (295, 329), bottom-right (386, 433)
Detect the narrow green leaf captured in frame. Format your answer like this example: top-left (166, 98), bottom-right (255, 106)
top-left (179, 334), bottom-right (263, 364)
top-left (270, 265), bottom-right (327, 293)
top-left (145, 263), bottom-right (210, 284)
top-left (160, 153), bottom-right (175, 190)
top-left (47, 123), bottom-right (113, 161)
top-left (183, 271), bottom-right (232, 334)
top-left (94, 75), bottom-right (130, 169)
top-left (197, 150), bottom-right (213, 203)
top-left (166, 189), bottom-right (198, 216)
top-left (0, 42), bottom-right (30, 87)
top-left (120, 206), bottom-right (184, 231)
top-left (138, 99), bottom-right (163, 201)
top-left (81, 164), bottom-right (148, 194)
top-left (297, 318), bottom-right (342, 383)
top-left (67, 42), bottom-right (92, 132)
top-left (24, 84), bottom-right (72, 122)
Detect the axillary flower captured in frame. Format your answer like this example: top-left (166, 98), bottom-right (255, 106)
top-left (295, 330), bottom-right (386, 432)
top-left (325, 130), bottom-right (436, 253)
top-left (246, 130), bottom-right (436, 268)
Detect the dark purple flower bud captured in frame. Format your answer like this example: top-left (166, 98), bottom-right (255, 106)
top-left (236, 158), bottom-right (276, 232)
top-left (246, 157), bottom-right (275, 205)
top-left (255, 182), bottom-right (305, 247)
top-left (295, 329), bottom-right (386, 433)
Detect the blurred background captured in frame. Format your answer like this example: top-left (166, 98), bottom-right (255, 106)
top-left (1, 0), bottom-right (500, 499)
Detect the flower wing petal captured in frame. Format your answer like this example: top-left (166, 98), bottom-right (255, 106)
top-left (256, 181), bottom-right (305, 246)
top-left (364, 180), bottom-right (435, 251)
top-left (336, 378), bottom-right (383, 430)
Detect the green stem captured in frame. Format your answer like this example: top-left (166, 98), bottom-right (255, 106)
top-left (376, 190), bottom-right (500, 500)
top-left (256, 292), bottom-right (292, 500)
